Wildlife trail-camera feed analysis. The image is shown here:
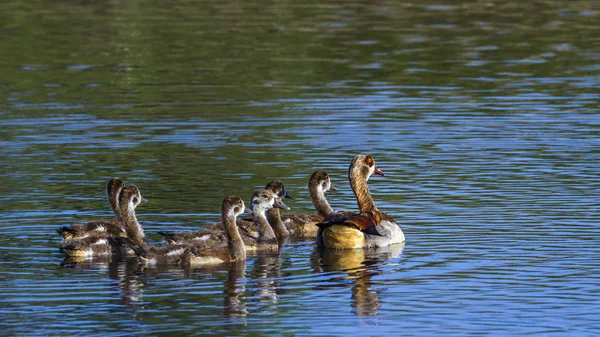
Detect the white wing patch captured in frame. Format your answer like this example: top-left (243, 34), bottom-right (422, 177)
top-left (167, 248), bottom-right (186, 256)
top-left (92, 239), bottom-right (107, 245)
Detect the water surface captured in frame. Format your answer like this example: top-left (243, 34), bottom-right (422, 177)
top-left (1, 1), bottom-right (599, 336)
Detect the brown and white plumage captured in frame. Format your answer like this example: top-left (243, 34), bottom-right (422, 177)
top-left (183, 196), bottom-right (249, 266)
top-left (247, 188), bottom-right (290, 250)
top-left (130, 196), bottom-right (252, 266)
top-left (60, 184), bottom-right (148, 257)
top-left (169, 188), bottom-right (290, 252)
top-left (270, 170), bottom-right (336, 238)
top-left (158, 180), bottom-right (290, 245)
top-left (56, 178), bottom-right (126, 240)
top-left (264, 180), bottom-right (292, 238)
top-left (316, 155), bottom-right (405, 249)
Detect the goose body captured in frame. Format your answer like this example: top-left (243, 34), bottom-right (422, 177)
top-left (133, 196), bottom-right (256, 266)
top-left (181, 188), bottom-right (289, 252)
top-left (60, 184), bottom-right (148, 257)
top-left (316, 155), bottom-right (405, 249)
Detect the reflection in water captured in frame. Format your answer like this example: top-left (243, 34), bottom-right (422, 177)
top-left (223, 260), bottom-right (247, 318)
top-left (61, 256), bottom-right (145, 309)
top-left (314, 243), bottom-right (405, 316)
top-left (110, 257), bottom-right (145, 309)
top-left (252, 252), bottom-right (283, 307)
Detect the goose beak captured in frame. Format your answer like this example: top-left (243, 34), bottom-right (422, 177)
top-left (244, 208), bottom-right (254, 215)
top-left (329, 183), bottom-right (337, 192)
top-left (141, 197), bottom-right (149, 203)
top-left (374, 167), bottom-right (384, 176)
top-left (273, 198), bottom-right (290, 211)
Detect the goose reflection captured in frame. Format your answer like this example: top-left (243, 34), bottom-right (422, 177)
top-left (60, 256), bottom-right (145, 309)
top-left (313, 242), bottom-right (405, 316)
top-left (223, 260), bottom-right (247, 318)
top-left (251, 252), bottom-right (284, 307)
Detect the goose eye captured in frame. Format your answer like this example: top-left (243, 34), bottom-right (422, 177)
top-left (133, 197), bottom-right (138, 203)
top-left (233, 206), bottom-right (240, 213)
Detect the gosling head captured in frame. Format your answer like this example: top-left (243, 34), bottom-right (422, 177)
top-left (310, 170), bottom-right (336, 193)
top-left (221, 195), bottom-right (246, 220)
top-left (118, 185), bottom-right (148, 212)
top-left (249, 188), bottom-right (290, 216)
top-left (265, 180), bottom-right (293, 200)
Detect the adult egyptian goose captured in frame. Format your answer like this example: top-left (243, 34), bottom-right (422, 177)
top-left (316, 155), bottom-right (405, 249)
top-left (270, 170), bottom-right (336, 238)
top-left (56, 178), bottom-right (126, 240)
top-left (60, 184), bottom-right (148, 257)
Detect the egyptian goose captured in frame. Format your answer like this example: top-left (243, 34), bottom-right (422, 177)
top-left (158, 181), bottom-right (291, 245)
top-left (269, 170), bottom-right (336, 238)
top-left (131, 189), bottom-right (289, 266)
top-left (60, 184), bottom-right (148, 257)
top-left (316, 155), bottom-right (405, 249)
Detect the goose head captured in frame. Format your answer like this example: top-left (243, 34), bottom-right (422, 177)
top-left (221, 195), bottom-right (246, 221)
top-left (118, 185), bottom-right (148, 213)
top-left (349, 155), bottom-right (384, 181)
top-left (249, 188), bottom-right (290, 216)
top-left (310, 170), bottom-right (336, 193)
top-left (265, 180), bottom-right (292, 200)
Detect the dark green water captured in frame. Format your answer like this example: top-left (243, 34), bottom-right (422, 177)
top-left (1, 1), bottom-right (599, 336)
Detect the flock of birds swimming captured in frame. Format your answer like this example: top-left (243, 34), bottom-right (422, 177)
top-left (56, 155), bottom-right (405, 266)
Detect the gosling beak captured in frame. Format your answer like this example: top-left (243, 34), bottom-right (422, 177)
top-left (141, 197), bottom-right (149, 203)
top-left (374, 167), bottom-right (384, 176)
top-left (273, 198), bottom-right (290, 211)
top-left (329, 183), bottom-right (337, 192)
top-left (244, 208), bottom-right (254, 215)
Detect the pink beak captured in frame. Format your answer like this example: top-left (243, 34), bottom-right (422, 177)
top-left (374, 167), bottom-right (385, 176)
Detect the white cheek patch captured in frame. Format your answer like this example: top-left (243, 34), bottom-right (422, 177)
top-left (94, 226), bottom-right (107, 232)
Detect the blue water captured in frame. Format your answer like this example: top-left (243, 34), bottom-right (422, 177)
top-left (1, 1), bottom-right (599, 336)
